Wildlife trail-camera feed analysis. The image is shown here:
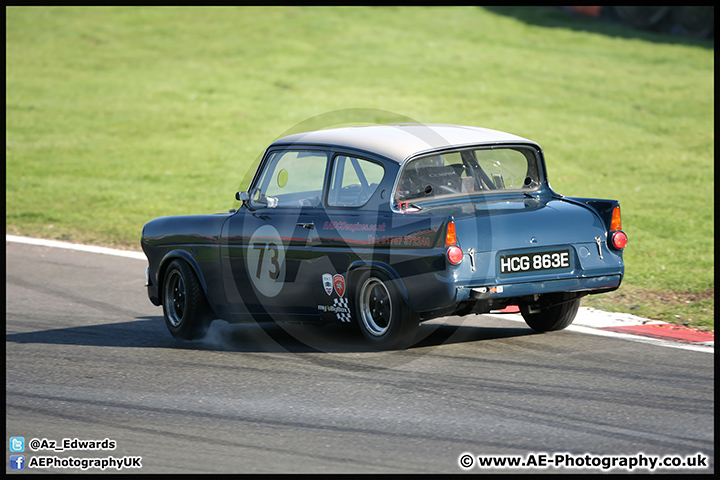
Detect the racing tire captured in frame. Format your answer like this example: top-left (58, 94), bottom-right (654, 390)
top-left (354, 271), bottom-right (419, 350)
top-left (162, 260), bottom-right (212, 340)
top-left (520, 294), bottom-right (581, 332)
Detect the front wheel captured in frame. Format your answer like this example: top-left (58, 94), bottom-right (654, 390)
top-left (162, 260), bottom-right (212, 340)
top-left (520, 294), bottom-right (581, 332)
top-left (354, 271), bottom-right (419, 350)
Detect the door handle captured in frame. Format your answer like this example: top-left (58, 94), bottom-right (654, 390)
top-left (297, 222), bottom-right (315, 230)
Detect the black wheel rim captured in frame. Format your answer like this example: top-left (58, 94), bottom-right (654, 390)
top-left (359, 277), bottom-right (392, 336)
top-left (165, 270), bottom-right (185, 327)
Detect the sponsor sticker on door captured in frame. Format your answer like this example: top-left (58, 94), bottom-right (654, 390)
top-left (333, 274), bottom-right (345, 297)
top-left (322, 273), bottom-right (333, 296)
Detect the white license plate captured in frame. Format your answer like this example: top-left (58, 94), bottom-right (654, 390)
top-left (499, 250), bottom-right (571, 274)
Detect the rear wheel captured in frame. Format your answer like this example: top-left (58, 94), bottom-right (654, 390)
top-left (162, 260), bottom-right (212, 340)
top-left (520, 294), bottom-right (581, 332)
top-left (354, 271), bottom-right (419, 350)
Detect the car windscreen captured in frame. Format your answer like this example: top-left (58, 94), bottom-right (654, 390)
top-left (394, 146), bottom-right (541, 205)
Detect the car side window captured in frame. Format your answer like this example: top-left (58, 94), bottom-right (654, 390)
top-left (255, 150), bottom-right (329, 208)
top-left (327, 155), bottom-right (385, 207)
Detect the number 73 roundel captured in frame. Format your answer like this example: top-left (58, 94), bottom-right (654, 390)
top-left (246, 225), bottom-right (286, 298)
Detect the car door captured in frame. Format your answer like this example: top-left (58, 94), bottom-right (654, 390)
top-left (221, 149), bottom-right (329, 321)
top-left (310, 153), bottom-right (390, 323)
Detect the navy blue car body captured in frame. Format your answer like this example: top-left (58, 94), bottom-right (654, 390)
top-left (142, 124), bottom-right (627, 349)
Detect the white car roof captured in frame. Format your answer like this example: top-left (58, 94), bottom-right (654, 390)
top-left (271, 124), bottom-right (540, 163)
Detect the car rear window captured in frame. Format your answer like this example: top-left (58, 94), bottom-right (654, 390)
top-left (394, 146), bottom-right (541, 205)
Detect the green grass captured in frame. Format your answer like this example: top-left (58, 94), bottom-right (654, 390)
top-left (6, 6), bottom-right (713, 329)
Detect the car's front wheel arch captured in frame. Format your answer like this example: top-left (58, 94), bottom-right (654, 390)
top-left (161, 258), bottom-right (213, 340)
top-left (157, 250), bottom-right (208, 298)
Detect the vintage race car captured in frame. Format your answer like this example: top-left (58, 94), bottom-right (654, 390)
top-left (142, 124), bottom-right (627, 349)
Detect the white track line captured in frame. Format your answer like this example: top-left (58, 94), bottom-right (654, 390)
top-left (6, 234), bottom-right (146, 260)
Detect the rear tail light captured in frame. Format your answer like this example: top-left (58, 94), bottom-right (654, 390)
top-left (445, 220), bottom-right (463, 265)
top-left (611, 206), bottom-right (622, 231)
top-left (609, 206), bottom-right (627, 250)
top-left (611, 231), bottom-right (628, 249)
top-left (445, 220), bottom-right (457, 247)
top-left (447, 246), bottom-right (464, 265)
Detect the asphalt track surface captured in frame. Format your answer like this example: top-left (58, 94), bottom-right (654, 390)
top-left (6, 239), bottom-right (714, 474)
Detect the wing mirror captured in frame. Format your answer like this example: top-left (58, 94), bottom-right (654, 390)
top-left (236, 189), bottom-right (277, 209)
